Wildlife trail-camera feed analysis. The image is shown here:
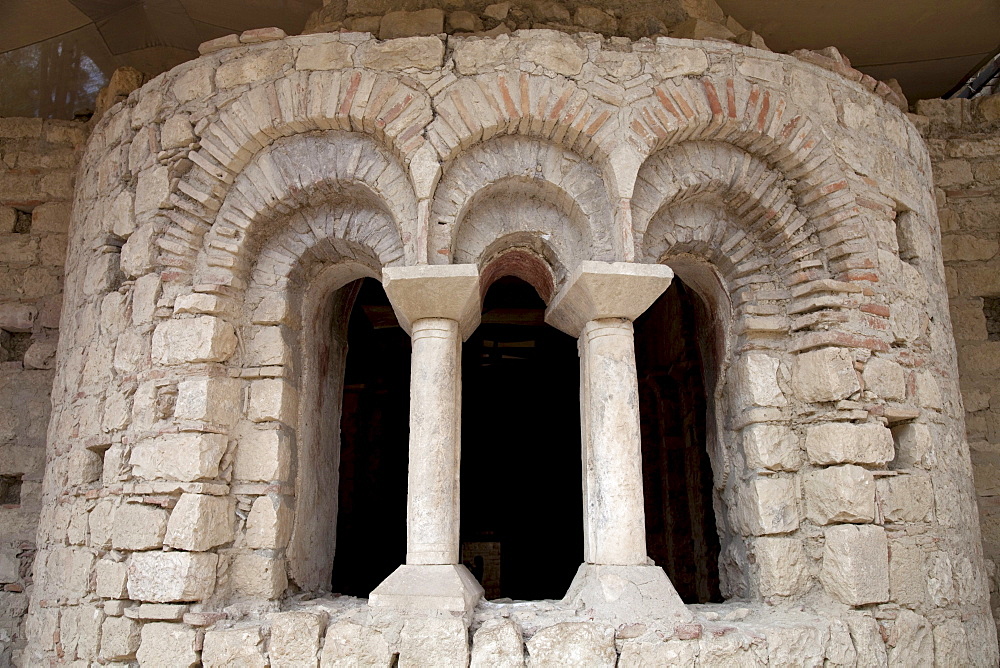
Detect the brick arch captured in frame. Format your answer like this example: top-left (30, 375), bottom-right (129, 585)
top-left (193, 130), bottom-right (415, 288)
top-left (429, 134), bottom-right (616, 273)
top-left (159, 69), bottom-right (431, 274)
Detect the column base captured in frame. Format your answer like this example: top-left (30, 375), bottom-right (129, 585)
top-left (562, 563), bottom-right (692, 625)
top-left (369, 565), bottom-right (484, 614)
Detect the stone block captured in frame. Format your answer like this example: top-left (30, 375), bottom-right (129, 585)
top-left (248, 378), bottom-right (297, 424)
top-left (876, 473), bottom-right (934, 522)
top-left (127, 551), bottom-right (218, 602)
top-left (152, 316), bottom-right (237, 365)
top-left (134, 165), bottom-right (170, 216)
top-left (804, 422), bottom-right (894, 466)
top-left (890, 423), bottom-right (935, 469)
top-left (846, 614), bottom-right (887, 666)
top-left (400, 618), bottom-right (471, 668)
top-left (100, 616), bottom-right (141, 660)
top-left (448, 10), bottom-right (483, 33)
top-left (161, 114), bottom-right (195, 150)
top-left (233, 428), bottom-right (292, 481)
top-left (136, 622), bottom-right (199, 667)
top-left (887, 609), bottom-right (933, 666)
top-left (762, 624), bottom-right (827, 667)
top-left (888, 537), bottom-right (927, 606)
top-left (0, 302), bottom-right (37, 331)
top-left (120, 223), bottom-right (156, 277)
top-left (742, 423), bottom-right (801, 471)
top-left (248, 325), bottom-right (291, 366)
top-left (296, 41), bottom-right (354, 70)
top-left (130, 432), bottom-right (229, 481)
top-left (359, 36), bottom-right (445, 71)
top-left (470, 618), bottom-right (524, 668)
top-left (245, 494), bottom-right (293, 549)
top-left (862, 356), bottom-right (906, 401)
top-left (525, 622), bottom-right (615, 667)
top-left (380, 9), bottom-right (444, 39)
top-left (321, 620), bottom-right (392, 667)
top-left (0, 551), bottom-right (19, 583)
top-left (202, 627), bottom-right (267, 668)
top-left (0, 206), bottom-right (15, 233)
top-left (792, 347), bottom-right (860, 402)
top-left (216, 48), bottom-right (289, 88)
top-left (230, 553), bottom-right (287, 599)
top-left (618, 638), bottom-right (698, 667)
top-left (804, 465), bottom-right (875, 524)
top-left (520, 30), bottom-right (586, 77)
top-left (734, 352), bottom-right (787, 407)
top-left (111, 503), bottom-right (169, 550)
top-left (270, 610), bottom-right (325, 667)
top-left (932, 619), bottom-right (970, 666)
top-left (752, 537), bottom-right (809, 597)
top-left (42, 547), bottom-right (95, 598)
top-left (821, 525), bottom-right (890, 606)
top-left (89, 499), bottom-right (115, 549)
top-left (733, 476), bottom-right (798, 536)
top-left (165, 494), bottom-right (234, 551)
top-left (174, 376), bottom-right (242, 427)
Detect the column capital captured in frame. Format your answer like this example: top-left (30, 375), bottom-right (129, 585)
top-left (382, 264), bottom-right (481, 339)
top-left (544, 261), bottom-right (674, 337)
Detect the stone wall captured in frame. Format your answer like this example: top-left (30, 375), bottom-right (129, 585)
top-left (916, 93), bottom-right (1000, 632)
top-left (0, 117), bottom-right (88, 664)
top-left (16, 25), bottom-right (997, 665)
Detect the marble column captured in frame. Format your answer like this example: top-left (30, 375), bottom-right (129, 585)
top-left (546, 261), bottom-right (692, 623)
top-left (368, 264), bottom-right (484, 615)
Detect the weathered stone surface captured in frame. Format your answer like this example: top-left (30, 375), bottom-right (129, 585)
top-left (321, 620), bottom-right (392, 667)
top-left (233, 428), bottom-right (291, 482)
top-left (735, 352), bottom-right (787, 407)
top-left (359, 36), bottom-right (444, 71)
top-left (618, 638), bottom-right (699, 667)
top-left (804, 422), bottom-right (895, 466)
top-left (846, 613), bottom-right (888, 665)
top-left (248, 378), bottom-right (297, 424)
top-left (296, 40), bottom-right (354, 70)
top-left (152, 316), bottom-right (237, 365)
top-left (752, 537), bottom-right (810, 597)
top-left (229, 553), bottom-right (286, 598)
top-left (804, 465), bottom-right (876, 524)
top-left (932, 618), bottom-right (970, 666)
top-left (202, 627), bottom-right (267, 667)
top-left (886, 609), bottom-right (933, 666)
top-left (111, 503), bottom-right (169, 550)
top-left (130, 433), bottom-right (228, 481)
top-left (471, 618), bottom-right (524, 668)
top-left (890, 423), bottom-right (935, 469)
top-left (877, 473), bottom-right (934, 522)
top-left (762, 624), bottom-right (827, 667)
top-left (164, 494), bottom-right (234, 551)
top-left (862, 356), bottom-right (906, 400)
top-left (270, 610), bottom-right (325, 667)
top-left (733, 476), bottom-right (799, 535)
top-left (380, 9), bottom-right (444, 39)
top-left (742, 423), bottom-right (801, 471)
top-left (216, 48), bottom-right (289, 88)
top-left (520, 30), bottom-right (586, 77)
top-left (0, 303), bottom-right (36, 331)
top-left (174, 376), bottom-right (242, 427)
top-left (96, 559), bottom-right (129, 599)
top-left (136, 622), bottom-right (198, 667)
top-left (127, 551), bottom-right (218, 602)
top-left (821, 525), bottom-right (890, 605)
top-left (100, 615), bottom-right (141, 660)
top-left (161, 114), bottom-right (195, 150)
top-left (792, 347), bottom-right (860, 402)
top-left (525, 622), bottom-right (616, 667)
top-left (244, 494), bottom-right (293, 549)
top-left (698, 628), bottom-right (765, 665)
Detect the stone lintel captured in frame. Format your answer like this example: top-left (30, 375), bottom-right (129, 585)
top-left (368, 564), bottom-right (484, 614)
top-left (562, 564), bottom-right (691, 626)
top-left (382, 264), bottom-right (481, 339)
top-left (544, 261), bottom-right (674, 337)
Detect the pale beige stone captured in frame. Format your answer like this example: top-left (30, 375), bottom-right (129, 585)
top-left (270, 610), bottom-right (325, 667)
top-left (127, 551), bottom-right (218, 602)
top-left (164, 494), bottom-right (234, 551)
top-left (111, 503), bottom-right (169, 550)
top-left (152, 316), bottom-right (237, 365)
top-left (136, 622), bottom-right (199, 667)
top-left (697, 629), bottom-right (764, 665)
top-left (384, 263), bottom-right (482, 337)
top-left (248, 378), bottom-right (297, 424)
top-left (877, 473), bottom-right (934, 522)
top-left (161, 114), bottom-right (195, 150)
top-left (130, 432), bottom-right (228, 481)
top-left (804, 465), bottom-right (876, 525)
top-left (762, 624), bottom-right (827, 667)
top-left (471, 618), bottom-right (524, 668)
top-left (359, 36), bottom-right (445, 71)
top-left (296, 41), bottom-right (354, 70)
top-left (525, 622), bottom-right (616, 667)
top-left (454, 36), bottom-right (510, 75)
top-left (134, 165), bottom-right (170, 216)
top-left (398, 618), bottom-right (471, 668)
top-left (793, 347), bottom-right (860, 402)
top-left (216, 48), bottom-right (289, 88)
top-left (174, 376), bottom-right (242, 427)
top-left (202, 627), bottom-right (267, 668)
top-left (862, 356), bottom-right (906, 401)
top-left (321, 620), bottom-right (392, 667)
top-left (753, 537), bottom-right (809, 597)
top-left (173, 65), bottom-right (213, 103)
top-left (932, 619), bottom-right (970, 666)
top-left (230, 553), bottom-right (287, 598)
top-left (100, 616), bottom-right (141, 660)
top-left (618, 638), bottom-right (699, 667)
top-left (733, 476), bottom-right (799, 536)
top-left (245, 494), bottom-right (293, 549)
top-left (804, 422), bottom-right (895, 466)
top-left (891, 423), bottom-right (935, 469)
top-left (734, 352), bottom-right (787, 408)
top-left (520, 30), bottom-right (586, 77)
top-left (846, 614), bottom-right (888, 666)
top-left (887, 609), bottom-right (933, 666)
top-left (821, 525), bottom-right (890, 606)
top-left (233, 428), bottom-right (292, 482)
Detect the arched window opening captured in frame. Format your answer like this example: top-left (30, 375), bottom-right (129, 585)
top-left (330, 277), bottom-right (409, 597)
top-left (460, 276), bottom-right (582, 600)
top-left (634, 276), bottom-right (723, 603)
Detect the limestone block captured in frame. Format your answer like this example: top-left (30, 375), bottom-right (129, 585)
top-left (454, 36), bottom-right (510, 75)
top-left (890, 423), bottom-right (935, 469)
top-left (152, 316), bottom-right (237, 365)
top-left (359, 36), bottom-right (445, 71)
top-left (0, 551), bottom-right (18, 583)
top-left (321, 620), bottom-right (393, 667)
top-left (173, 65), bottom-right (213, 103)
top-left (296, 41), bottom-right (354, 71)
top-left (792, 347), bottom-right (860, 402)
top-left (383, 264), bottom-right (481, 337)
top-left (742, 424), bottom-right (802, 472)
top-left (618, 638), bottom-right (698, 667)
top-left (127, 551), bottom-right (218, 602)
top-left (762, 624), bottom-right (826, 667)
top-left (520, 30), bottom-right (586, 77)
top-left (845, 614), bottom-right (887, 667)
top-left (886, 609), bottom-right (933, 666)
top-left (932, 619), bottom-right (970, 666)
top-left (913, 371), bottom-right (943, 410)
top-left (525, 622), bottom-right (616, 668)
top-left (698, 629), bottom-right (765, 665)
top-left (245, 494), bottom-right (293, 549)
top-left (174, 376), bottom-right (242, 427)
top-left (43, 547), bottom-right (95, 598)
top-left (735, 352), bottom-right (787, 407)
top-left (134, 165), bottom-right (170, 216)
top-left (248, 325), bottom-right (291, 366)
top-left (136, 622), bottom-right (199, 667)
top-left (380, 9), bottom-right (444, 39)
top-left (752, 537), bottom-right (809, 597)
top-left (248, 378), bottom-right (297, 424)
top-left (111, 503), bottom-right (169, 550)
top-left (399, 618), bottom-right (470, 668)
top-left (0, 302), bottom-right (37, 331)
top-left (821, 525), bottom-right (890, 606)
top-left (876, 473), bottom-right (934, 523)
top-left (120, 223), bottom-right (156, 277)
top-left (825, 618), bottom-right (858, 667)
top-left (733, 476), bottom-right (799, 536)
top-left (471, 618), bottom-right (524, 668)
top-left (804, 465), bottom-right (875, 525)
top-left (888, 537), bottom-right (927, 606)
top-left (216, 48), bottom-right (289, 88)
top-left (23, 339), bottom-right (58, 369)
top-left (233, 428), bottom-right (292, 481)
top-left (161, 114), bottom-right (195, 150)
top-left (230, 553), bottom-right (287, 599)
top-left (100, 616), bottom-right (141, 660)
top-left (862, 356), bottom-right (906, 401)
top-left (0, 207), bottom-right (13, 233)
top-left (89, 499), bottom-right (115, 549)
top-left (130, 432), bottom-right (228, 481)
top-left (804, 422), bottom-right (894, 466)
top-left (270, 610), bottom-right (325, 668)
top-left (165, 494), bottom-right (234, 551)
top-left (96, 560), bottom-right (129, 599)
top-left (483, 3), bottom-right (510, 20)
top-left (202, 627), bottom-right (267, 668)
